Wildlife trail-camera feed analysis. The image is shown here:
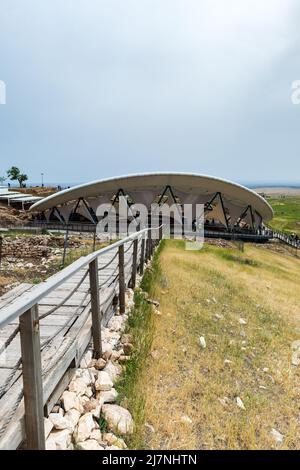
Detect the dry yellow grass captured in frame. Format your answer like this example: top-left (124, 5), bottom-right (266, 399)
top-left (128, 240), bottom-right (300, 450)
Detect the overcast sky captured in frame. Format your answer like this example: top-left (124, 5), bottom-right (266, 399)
top-left (0, 0), bottom-right (300, 186)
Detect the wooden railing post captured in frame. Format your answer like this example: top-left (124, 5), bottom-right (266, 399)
top-left (89, 258), bottom-right (102, 359)
top-left (19, 305), bottom-right (45, 450)
top-left (147, 229), bottom-right (152, 259)
top-left (118, 244), bottom-right (125, 314)
top-left (159, 224), bottom-right (163, 242)
top-left (130, 238), bottom-right (138, 289)
top-left (139, 237), bottom-right (145, 275)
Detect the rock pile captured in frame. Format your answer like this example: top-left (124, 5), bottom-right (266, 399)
top-left (45, 289), bottom-right (135, 451)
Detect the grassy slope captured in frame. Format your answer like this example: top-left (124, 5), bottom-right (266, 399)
top-left (268, 196), bottom-right (300, 236)
top-left (124, 240), bottom-right (300, 450)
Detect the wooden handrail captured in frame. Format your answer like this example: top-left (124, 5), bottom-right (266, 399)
top-left (0, 226), bottom-right (162, 329)
top-left (0, 225), bottom-right (164, 449)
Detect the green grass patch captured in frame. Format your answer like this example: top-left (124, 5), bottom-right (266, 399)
top-left (268, 196), bottom-right (300, 236)
top-left (115, 240), bottom-right (165, 448)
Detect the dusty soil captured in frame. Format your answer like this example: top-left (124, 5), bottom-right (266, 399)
top-left (0, 233), bottom-right (105, 296)
top-left (0, 202), bottom-right (31, 225)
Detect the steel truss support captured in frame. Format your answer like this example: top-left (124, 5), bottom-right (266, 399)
top-left (236, 205), bottom-right (255, 230)
top-left (204, 192), bottom-right (229, 229)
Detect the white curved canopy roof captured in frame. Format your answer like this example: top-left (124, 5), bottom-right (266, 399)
top-left (30, 172), bottom-right (273, 222)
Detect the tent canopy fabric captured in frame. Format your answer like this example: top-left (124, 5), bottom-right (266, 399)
top-left (30, 172), bottom-right (273, 223)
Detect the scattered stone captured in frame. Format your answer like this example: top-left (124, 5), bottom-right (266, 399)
top-left (77, 439), bottom-right (104, 450)
top-left (180, 415), bottom-right (193, 425)
top-left (291, 351), bottom-right (300, 366)
top-left (101, 404), bottom-right (134, 435)
top-left (224, 359), bottom-right (233, 366)
top-left (236, 397), bottom-right (246, 410)
top-left (61, 391), bottom-right (82, 413)
top-left (214, 313), bottom-right (224, 320)
top-left (48, 429), bottom-right (72, 450)
top-left (95, 358), bottom-right (107, 370)
top-left (150, 350), bottom-right (161, 360)
top-left (75, 368), bottom-right (95, 385)
top-left (119, 355), bottom-right (131, 363)
top-left (218, 396), bottom-right (229, 407)
top-left (239, 318), bottom-right (247, 325)
top-left (103, 361), bottom-right (122, 383)
top-left (49, 412), bottom-right (71, 431)
top-left (83, 398), bottom-right (99, 413)
top-left (270, 428), bottom-right (284, 444)
top-left (64, 409), bottom-right (81, 429)
top-left (102, 343), bottom-right (113, 361)
top-left (123, 343), bottom-right (133, 355)
top-left (111, 350), bottom-right (122, 361)
top-left (109, 316), bottom-right (125, 332)
top-left (98, 388), bottom-right (118, 404)
top-left (146, 299), bottom-right (159, 307)
top-left (103, 432), bottom-right (127, 449)
top-left (144, 423), bottom-right (155, 434)
top-left (95, 371), bottom-right (113, 391)
top-left (75, 413), bottom-right (96, 442)
top-left (68, 377), bottom-right (89, 396)
top-left (90, 429), bottom-right (103, 444)
top-left (199, 336), bottom-right (206, 349)
top-left (121, 333), bottom-right (133, 344)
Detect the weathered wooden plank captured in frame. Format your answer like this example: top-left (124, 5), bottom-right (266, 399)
top-left (44, 367), bottom-right (75, 417)
top-left (0, 284), bottom-right (33, 309)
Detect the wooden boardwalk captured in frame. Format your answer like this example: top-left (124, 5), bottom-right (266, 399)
top-left (0, 232), bottom-right (150, 449)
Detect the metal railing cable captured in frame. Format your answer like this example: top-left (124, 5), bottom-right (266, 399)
top-left (99, 263), bottom-right (119, 289)
top-left (38, 269), bottom-right (89, 320)
top-left (0, 225), bottom-right (163, 447)
top-left (0, 325), bottom-right (20, 356)
top-left (98, 249), bottom-right (118, 271)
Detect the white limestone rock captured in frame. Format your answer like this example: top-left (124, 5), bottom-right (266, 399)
top-left (199, 336), bottom-right (206, 349)
top-left (103, 432), bottom-right (127, 449)
top-left (236, 397), bottom-right (246, 410)
top-left (48, 429), bottom-right (72, 450)
top-left (90, 429), bottom-right (103, 444)
top-left (68, 377), bottom-right (89, 396)
top-left (101, 343), bottom-right (113, 360)
top-left (95, 371), bottom-right (113, 391)
top-left (180, 415), bottom-right (193, 425)
top-left (49, 412), bottom-right (71, 431)
top-left (74, 412), bottom-right (96, 442)
top-left (108, 315), bottom-right (125, 332)
top-left (103, 361), bottom-right (122, 383)
top-left (61, 391), bottom-right (82, 413)
top-left (75, 368), bottom-right (95, 385)
top-left (64, 408), bottom-right (81, 430)
top-left (95, 358), bottom-right (107, 370)
top-left (101, 404), bottom-right (133, 435)
top-left (77, 439), bottom-right (104, 450)
top-left (270, 428), bottom-right (284, 444)
top-left (98, 388), bottom-right (118, 404)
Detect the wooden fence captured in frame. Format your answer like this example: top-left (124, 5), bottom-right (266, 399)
top-left (0, 226), bottom-right (163, 449)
